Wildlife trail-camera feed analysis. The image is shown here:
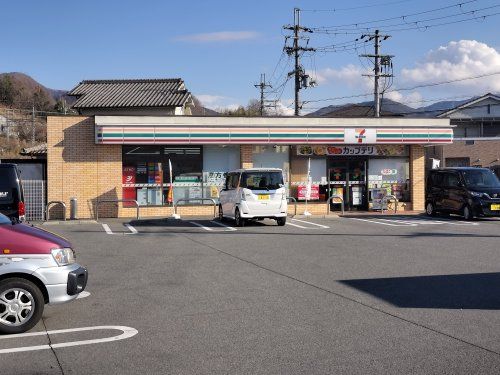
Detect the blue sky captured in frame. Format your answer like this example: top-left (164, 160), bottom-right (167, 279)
top-left (2, 0), bottom-right (499, 112)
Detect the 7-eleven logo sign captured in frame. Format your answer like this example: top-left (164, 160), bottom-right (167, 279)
top-left (345, 128), bottom-right (376, 144)
top-left (356, 129), bottom-right (366, 143)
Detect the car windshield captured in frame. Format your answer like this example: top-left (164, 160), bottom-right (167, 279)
top-left (240, 171), bottom-right (284, 190)
top-left (0, 213), bottom-right (11, 225)
top-left (462, 169), bottom-right (500, 188)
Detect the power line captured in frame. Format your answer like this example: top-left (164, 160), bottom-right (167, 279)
top-left (301, 0), bottom-right (414, 13)
top-left (310, 0), bottom-right (479, 29)
top-left (314, 4), bottom-right (500, 33)
top-left (303, 71), bottom-right (500, 104)
top-left (312, 11), bottom-right (500, 35)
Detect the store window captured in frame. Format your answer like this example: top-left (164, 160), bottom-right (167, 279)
top-left (203, 145), bottom-right (240, 199)
top-left (368, 158), bottom-right (410, 202)
top-left (122, 145), bottom-right (241, 206)
top-left (252, 146), bottom-right (290, 184)
top-left (122, 145), bottom-right (202, 206)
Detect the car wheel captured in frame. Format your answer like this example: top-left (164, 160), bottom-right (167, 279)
top-left (276, 217), bottom-right (286, 226)
top-left (234, 208), bottom-right (245, 227)
top-left (218, 205), bottom-right (224, 221)
top-left (0, 278), bottom-right (44, 334)
top-left (425, 202), bottom-right (436, 216)
top-left (463, 205), bottom-right (474, 221)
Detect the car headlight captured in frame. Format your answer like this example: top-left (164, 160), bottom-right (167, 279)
top-left (51, 248), bottom-right (76, 266)
top-left (470, 191), bottom-right (490, 199)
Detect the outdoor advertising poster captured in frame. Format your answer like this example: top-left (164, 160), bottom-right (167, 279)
top-left (297, 185), bottom-right (319, 201)
top-left (122, 166), bottom-right (137, 207)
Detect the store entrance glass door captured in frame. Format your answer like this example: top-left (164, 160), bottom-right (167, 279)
top-left (328, 159), bottom-right (368, 211)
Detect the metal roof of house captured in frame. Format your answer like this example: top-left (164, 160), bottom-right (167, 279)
top-left (68, 79), bottom-right (192, 109)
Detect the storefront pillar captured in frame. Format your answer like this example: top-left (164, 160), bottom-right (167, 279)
top-left (410, 145), bottom-right (425, 211)
top-left (240, 145), bottom-right (253, 168)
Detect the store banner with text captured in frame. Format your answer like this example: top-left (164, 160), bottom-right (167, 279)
top-left (297, 145), bottom-right (406, 157)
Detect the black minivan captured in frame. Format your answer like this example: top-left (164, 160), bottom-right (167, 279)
top-left (426, 167), bottom-right (500, 220)
top-left (0, 164), bottom-right (26, 221)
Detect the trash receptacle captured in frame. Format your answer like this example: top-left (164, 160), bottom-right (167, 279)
top-left (70, 197), bottom-right (78, 220)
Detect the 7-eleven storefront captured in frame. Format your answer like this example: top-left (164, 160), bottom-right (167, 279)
top-left (46, 115), bottom-right (452, 218)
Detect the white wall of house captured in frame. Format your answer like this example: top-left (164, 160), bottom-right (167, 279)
top-left (447, 98), bottom-right (500, 119)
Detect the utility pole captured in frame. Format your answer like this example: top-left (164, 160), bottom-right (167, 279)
top-left (254, 73), bottom-right (272, 116)
top-left (284, 8), bottom-right (316, 116)
top-left (360, 30), bottom-right (393, 117)
top-left (32, 104), bottom-right (35, 145)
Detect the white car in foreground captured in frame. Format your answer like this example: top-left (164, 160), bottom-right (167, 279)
top-left (218, 168), bottom-right (288, 226)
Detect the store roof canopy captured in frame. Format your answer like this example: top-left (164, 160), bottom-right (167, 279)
top-left (69, 79), bottom-right (192, 109)
top-left (95, 116), bottom-right (453, 145)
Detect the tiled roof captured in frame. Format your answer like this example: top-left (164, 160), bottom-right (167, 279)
top-left (68, 79), bottom-right (192, 109)
top-left (20, 143), bottom-right (47, 155)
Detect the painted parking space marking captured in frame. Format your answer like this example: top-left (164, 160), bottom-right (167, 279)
top-left (124, 224), bottom-right (138, 233)
top-left (76, 291), bottom-right (91, 299)
top-left (291, 218), bottom-right (330, 229)
top-left (102, 223), bottom-right (138, 235)
top-left (0, 325), bottom-right (138, 354)
top-left (286, 221), bottom-right (309, 229)
top-left (189, 221), bottom-right (238, 232)
top-left (348, 217), bottom-right (480, 227)
top-left (189, 221), bottom-right (214, 231)
top-left (349, 218), bottom-right (417, 227)
top-left (211, 221), bottom-right (237, 231)
top-left (102, 224), bottom-right (113, 234)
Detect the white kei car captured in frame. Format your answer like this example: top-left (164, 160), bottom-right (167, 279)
top-left (218, 168), bottom-right (288, 226)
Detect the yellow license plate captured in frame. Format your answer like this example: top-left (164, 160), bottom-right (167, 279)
top-left (491, 204), bottom-right (500, 211)
top-left (258, 194), bottom-right (270, 200)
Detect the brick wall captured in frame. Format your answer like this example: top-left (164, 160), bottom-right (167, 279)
top-left (47, 116), bottom-right (122, 219)
top-left (240, 145), bottom-right (253, 168)
top-left (410, 144), bottom-right (425, 211)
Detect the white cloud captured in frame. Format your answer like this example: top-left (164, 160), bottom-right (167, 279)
top-left (196, 94), bottom-right (227, 106)
top-left (273, 100), bottom-right (295, 116)
top-left (384, 91), bottom-right (423, 108)
top-left (312, 64), bottom-right (373, 91)
top-left (401, 40), bottom-right (500, 93)
top-left (173, 31), bottom-right (260, 43)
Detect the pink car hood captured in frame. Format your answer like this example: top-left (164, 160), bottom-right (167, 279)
top-left (0, 223), bottom-right (71, 255)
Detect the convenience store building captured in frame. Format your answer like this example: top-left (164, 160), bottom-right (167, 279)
top-left (46, 115), bottom-right (453, 218)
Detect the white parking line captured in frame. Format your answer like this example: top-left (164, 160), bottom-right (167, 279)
top-left (102, 224), bottom-right (113, 234)
top-left (291, 218), bottom-right (330, 229)
top-left (124, 224), bottom-right (138, 234)
top-left (348, 218), bottom-right (416, 227)
top-left (102, 223), bottom-right (138, 234)
top-left (0, 326), bottom-right (138, 354)
top-left (211, 221), bottom-right (237, 231)
top-left (348, 217), bottom-right (480, 227)
top-left (286, 221), bottom-right (309, 229)
top-left (76, 291), bottom-right (91, 300)
top-left (189, 222), bottom-right (214, 231)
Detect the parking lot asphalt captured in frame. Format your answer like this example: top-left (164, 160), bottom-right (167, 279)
top-left (2, 214), bottom-right (500, 374)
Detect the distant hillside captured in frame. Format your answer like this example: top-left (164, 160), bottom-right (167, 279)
top-left (0, 72), bottom-right (74, 111)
